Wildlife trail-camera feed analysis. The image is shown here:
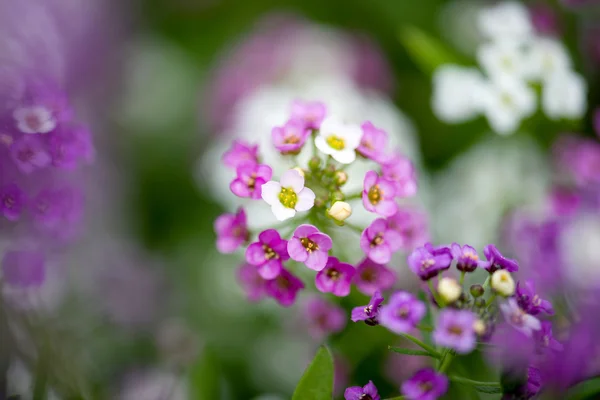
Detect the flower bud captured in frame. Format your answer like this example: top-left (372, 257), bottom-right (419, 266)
top-left (491, 270), bottom-right (515, 297)
top-left (328, 201), bottom-right (352, 222)
top-left (437, 277), bottom-right (461, 304)
top-left (470, 284), bottom-right (485, 298)
top-left (308, 156), bottom-right (321, 171)
top-left (324, 164), bottom-right (336, 176)
top-left (292, 167), bottom-right (305, 177)
top-left (474, 298), bottom-right (486, 308)
top-left (334, 170), bottom-right (348, 186)
top-left (473, 319), bottom-right (486, 336)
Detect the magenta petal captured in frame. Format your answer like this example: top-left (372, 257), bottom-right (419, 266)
top-left (351, 306), bottom-right (368, 322)
top-left (230, 179), bottom-right (250, 197)
top-left (344, 387), bottom-right (365, 400)
top-left (217, 237), bottom-right (241, 253)
top-left (288, 238), bottom-right (308, 262)
top-left (377, 179), bottom-right (397, 198)
top-left (363, 193), bottom-right (376, 212)
top-left (369, 245), bottom-right (391, 264)
top-left (293, 224), bottom-right (319, 238)
top-left (214, 214), bottom-right (234, 235)
top-left (251, 178), bottom-right (267, 199)
top-left (315, 270), bottom-right (335, 293)
top-left (309, 232), bottom-right (333, 251)
top-left (375, 200), bottom-right (398, 217)
top-left (306, 250), bottom-right (328, 271)
top-left (360, 231), bottom-right (371, 254)
top-left (259, 229), bottom-right (281, 246)
top-left (245, 242), bottom-right (266, 265)
top-left (258, 259), bottom-right (282, 279)
top-left (363, 170), bottom-right (378, 190)
top-left (367, 218), bottom-right (387, 239)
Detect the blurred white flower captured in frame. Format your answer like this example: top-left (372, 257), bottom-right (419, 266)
top-left (477, 40), bottom-right (530, 80)
top-left (542, 70), bottom-right (587, 120)
top-left (526, 37), bottom-right (572, 81)
top-left (432, 65), bottom-right (485, 123)
top-left (481, 76), bottom-right (536, 135)
top-left (477, 1), bottom-right (534, 42)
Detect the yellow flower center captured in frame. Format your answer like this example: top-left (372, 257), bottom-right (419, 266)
top-left (326, 269), bottom-right (340, 280)
top-left (370, 233), bottom-right (384, 247)
top-left (284, 134), bottom-right (300, 144)
top-left (263, 244), bottom-right (279, 260)
top-left (300, 237), bottom-right (319, 253)
top-left (278, 187), bottom-right (298, 209)
top-left (326, 135), bottom-right (345, 151)
top-left (368, 184), bottom-right (383, 205)
top-left (448, 325), bottom-right (463, 335)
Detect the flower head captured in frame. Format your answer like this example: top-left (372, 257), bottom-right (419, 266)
top-left (10, 135), bottom-right (51, 174)
top-left (329, 201), bottom-right (352, 221)
top-left (433, 309), bottom-right (477, 354)
top-left (379, 291), bottom-right (426, 334)
top-left (314, 117), bottom-right (362, 164)
top-left (48, 124), bottom-right (94, 169)
top-left (481, 76), bottom-right (536, 135)
top-left (516, 280), bottom-right (553, 315)
top-left (0, 183), bottom-right (27, 221)
top-left (484, 244), bottom-right (519, 273)
top-left (13, 105), bottom-right (57, 134)
top-left (387, 208), bottom-right (430, 251)
top-left (290, 100), bottom-right (326, 130)
top-left (437, 278), bottom-right (461, 304)
top-left (360, 218), bottom-right (403, 264)
top-left (222, 140), bottom-right (259, 169)
top-left (245, 229), bottom-right (289, 279)
top-left (534, 321), bottom-right (563, 354)
top-left (264, 267), bottom-right (304, 307)
top-left (491, 270), bottom-right (516, 297)
top-left (351, 290), bottom-right (384, 325)
top-left (271, 119), bottom-right (310, 154)
top-left (500, 298), bottom-right (542, 337)
top-left (408, 244), bottom-right (453, 281)
top-left (1, 250), bottom-right (46, 288)
top-left (380, 153), bottom-right (417, 197)
top-left (230, 162), bottom-right (272, 199)
top-left (214, 208), bottom-right (248, 253)
top-left (261, 169), bottom-right (315, 221)
top-left (357, 121), bottom-right (388, 162)
top-left (362, 171), bottom-right (398, 217)
top-left (451, 243), bottom-right (488, 272)
top-left (287, 224), bottom-right (332, 271)
top-left (315, 256), bottom-right (355, 297)
top-left (303, 297), bottom-right (346, 340)
top-left (353, 258), bottom-right (396, 296)
top-left (401, 368), bottom-right (449, 400)
top-left (344, 381), bottom-right (380, 400)
top-left (236, 263), bottom-right (266, 302)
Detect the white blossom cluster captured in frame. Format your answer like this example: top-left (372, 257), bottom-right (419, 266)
top-left (432, 1), bottom-right (587, 135)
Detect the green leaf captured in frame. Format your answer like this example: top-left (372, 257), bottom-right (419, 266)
top-left (567, 377), bottom-right (600, 400)
top-left (188, 347), bottom-right (220, 400)
top-left (473, 386), bottom-right (503, 394)
top-left (292, 346), bottom-right (334, 400)
top-left (388, 346), bottom-right (440, 358)
top-left (450, 376), bottom-right (502, 394)
top-left (398, 25), bottom-right (462, 75)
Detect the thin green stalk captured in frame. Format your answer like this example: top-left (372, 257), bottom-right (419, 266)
top-left (344, 192), bottom-right (362, 201)
top-left (388, 346), bottom-right (440, 359)
top-left (32, 352), bottom-right (48, 400)
top-left (482, 276), bottom-right (490, 289)
top-left (485, 293), bottom-right (497, 308)
top-left (398, 332), bottom-right (442, 358)
top-left (459, 271), bottom-right (466, 286)
top-left (438, 351), bottom-right (455, 373)
top-left (449, 376), bottom-right (501, 387)
top-left (427, 280), bottom-right (445, 308)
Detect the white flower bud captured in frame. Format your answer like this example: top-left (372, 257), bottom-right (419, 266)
top-left (491, 270), bottom-right (515, 297)
top-left (328, 201), bottom-right (352, 221)
top-left (437, 277), bottom-right (462, 303)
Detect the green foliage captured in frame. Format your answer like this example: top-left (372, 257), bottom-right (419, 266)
top-left (292, 346), bottom-right (334, 400)
top-left (189, 347), bottom-right (221, 400)
top-left (398, 25), bottom-right (463, 75)
top-left (388, 346), bottom-right (439, 358)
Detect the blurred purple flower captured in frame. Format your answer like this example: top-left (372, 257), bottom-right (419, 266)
top-left (1, 250), bottom-right (45, 288)
top-left (264, 267), bottom-right (304, 307)
top-left (484, 244), bottom-right (519, 273)
top-left (433, 309), bottom-right (477, 354)
top-left (271, 119), bottom-right (310, 155)
top-left (222, 140), bottom-right (259, 169)
top-left (500, 298), bottom-right (541, 337)
top-left (315, 256), bottom-right (355, 297)
top-left (387, 207), bottom-right (430, 251)
top-left (303, 296), bottom-right (346, 340)
top-left (534, 321), bottom-right (563, 354)
top-left (344, 380), bottom-right (380, 400)
top-left (401, 368), bottom-right (448, 400)
top-left (407, 243), bottom-right (452, 281)
top-left (0, 183), bottom-right (27, 221)
top-left (290, 100), bottom-right (326, 130)
top-left (214, 208), bottom-right (248, 254)
top-left (379, 291), bottom-right (426, 334)
top-left (516, 280), bottom-right (554, 316)
top-left (230, 162), bottom-right (272, 199)
top-left (360, 218), bottom-right (403, 264)
top-left (352, 258), bottom-right (396, 296)
top-left (380, 152), bottom-right (417, 197)
top-left (357, 121), bottom-right (388, 162)
top-left (236, 263), bottom-right (267, 302)
top-left (10, 135), bottom-right (51, 174)
top-left (351, 290), bottom-right (384, 325)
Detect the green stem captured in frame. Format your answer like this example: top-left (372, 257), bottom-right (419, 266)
top-left (32, 352), bottom-right (48, 400)
top-left (343, 222), bottom-right (364, 235)
top-left (485, 293), bottom-right (497, 308)
top-left (344, 192), bottom-right (362, 201)
top-left (482, 276), bottom-right (490, 289)
top-left (417, 324), bottom-right (433, 332)
top-left (449, 376), bottom-right (501, 387)
top-left (427, 280), bottom-right (445, 308)
top-left (459, 271), bottom-right (466, 286)
top-left (398, 332), bottom-right (442, 358)
top-left (438, 351), bottom-right (455, 373)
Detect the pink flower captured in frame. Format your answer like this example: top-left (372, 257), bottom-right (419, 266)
top-left (245, 229), bottom-right (289, 279)
top-left (290, 100), bottom-right (327, 130)
top-left (48, 124), bottom-right (95, 169)
top-left (10, 135), bottom-right (51, 174)
top-left (362, 170), bottom-right (398, 217)
top-left (381, 152), bottom-right (417, 197)
top-left (264, 267), bottom-right (305, 307)
top-left (30, 186), bottom-right (84, 240)
top-left (237, 263), bottom-right (267, 302)
top-left (214, 208), bottom-right (248, 253)
top-left (2, 250), bottom-right (46, 288)
top-left (315, 256), bottom-right (355, 297)
top-left (353, 258), bottom-right (396, 296)
top-left (302, 296), bottom-right (346, 340)
top-left (230, 162), bottom-right (272, 199)
top-left (287, 224), bottom-right (332, 271)
top-left (0, 183), bottom-right (27, 221)
top-left (360, 218), bottom-right (403, 264)
top-left (357, 121), bottom-right (388, 162)
top-left (387, 208), bottom-right (430, 251)
top-left (271, 119), bottom-right (310, 154)
top-left (222, 140), bottom-right (259, 169)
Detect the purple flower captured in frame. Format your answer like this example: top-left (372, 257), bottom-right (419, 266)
top-left (1, 250), bottom-right (45, 288)
top-left (214, 208), bottom-right (249, 253)
top-left (222, 140), bottom-right (259, 169)
top-left (407, 244), bottom-right (452, 281)
top-left (535, 321), bottom-right (563, 354)
top-left (380, 152), bottom-right (417, 197)
top-left (287, 224), bottom-right (332, 271)
top-left (344, 380), bottom-right (380, 400)
top-left (451, 243), bottom-right (488, 273)
top-left (30, 186), bottom-right (84, 239)
top-left (500, 298), bottom-right (542, 337)
top-left (401, 368), bottom-right (448, 400)
top-left (10, 135), bottom-right (51, 174)
top-left (433, 309), bottom-right (477, 354)
top-left (362, 170), bottom-right (398, 217)
top-left (387, 208), bottom-right (430, 251)
top-left (272, 119), bottom-right (310, 154)
top-left (483, 244), bottom-right (519, 273)
top-left (360, 218), bottom-right (402, 264)
top-left (264, 267), bottom-right (304, 307)
top-left (245, 229), bottom-right (289, 279)
top-left (303, 297), bottom-right (346, 340)
top-left (351, 290), bottom-right (384, 325)
top-left (236, 263), bottom-right (266, 302)
top-left (48, 124), bottom-right (95, 169)
top-left (516, 280), bottom-right (554, 316)
top-left (352, 258), bottom-right (396, 296)
top-left (525, 366), bottom-right (542, 399)
top-left (315, 256), bottom-right (355, 297)
top-left (379, 291), bottom-right (426, 334)
top-left (290, 100), bottom-right (326, 130)
top-left (357, 121), bottom-right (388, 162)
top-left (230, 162), bottom-right (272, 199)
top-left (0, 183), bottom-right (27, 221)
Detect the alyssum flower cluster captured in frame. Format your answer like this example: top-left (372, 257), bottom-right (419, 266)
top-left (214, 101), bottom-right (558, 399)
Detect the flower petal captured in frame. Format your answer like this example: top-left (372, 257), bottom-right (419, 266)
top-left (258, 259), bottom-right (282, 279)
top-left (295, 188), bottom-right (315, 211)
top-left (315, 135), bottom-right (333, 155)
top-left (287, 238), bottom-right (308, 263)
top-left (332, 149), bottom-right (356, 164)
top-left (293, 224), bottom-right (319, 238)
top-left (261, 181), bottom-right (281, 205)
top-left (271, 202), bottom-right (296, 221)
top-left (245, 242), bottom-right (266, 265)
top-left (280, 169), bottom-right (304, 192)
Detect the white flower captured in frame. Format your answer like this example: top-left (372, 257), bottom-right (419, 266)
top-left (432, 65), bottom-right (485, 123)
top-left (261, 169), bottom-right (315, 221)
top-left (314, 116), bottom-right (362, 164)
top-left (500, 298), bottom-right (541, 337)
top-left (473, 319), bottom-right (486, 336)
top-left (328, 201), bottom-right (352, 222)
top-left (542, 70), bottom-right (587, 120)
top-left (481, 76), bottom-right (536, 135)
top-left (491, 270), bottom-right (515, 296)
top-left (477, 40), bottom-right (530, 80)
top-left (477, 1), bottom-right (533, 42)
top-left (526, 37), bottom-right (572, 82)
top-left (437, 277), bottom-right (462, 303)
top-left (12, 106), bottom-right (56, 134)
